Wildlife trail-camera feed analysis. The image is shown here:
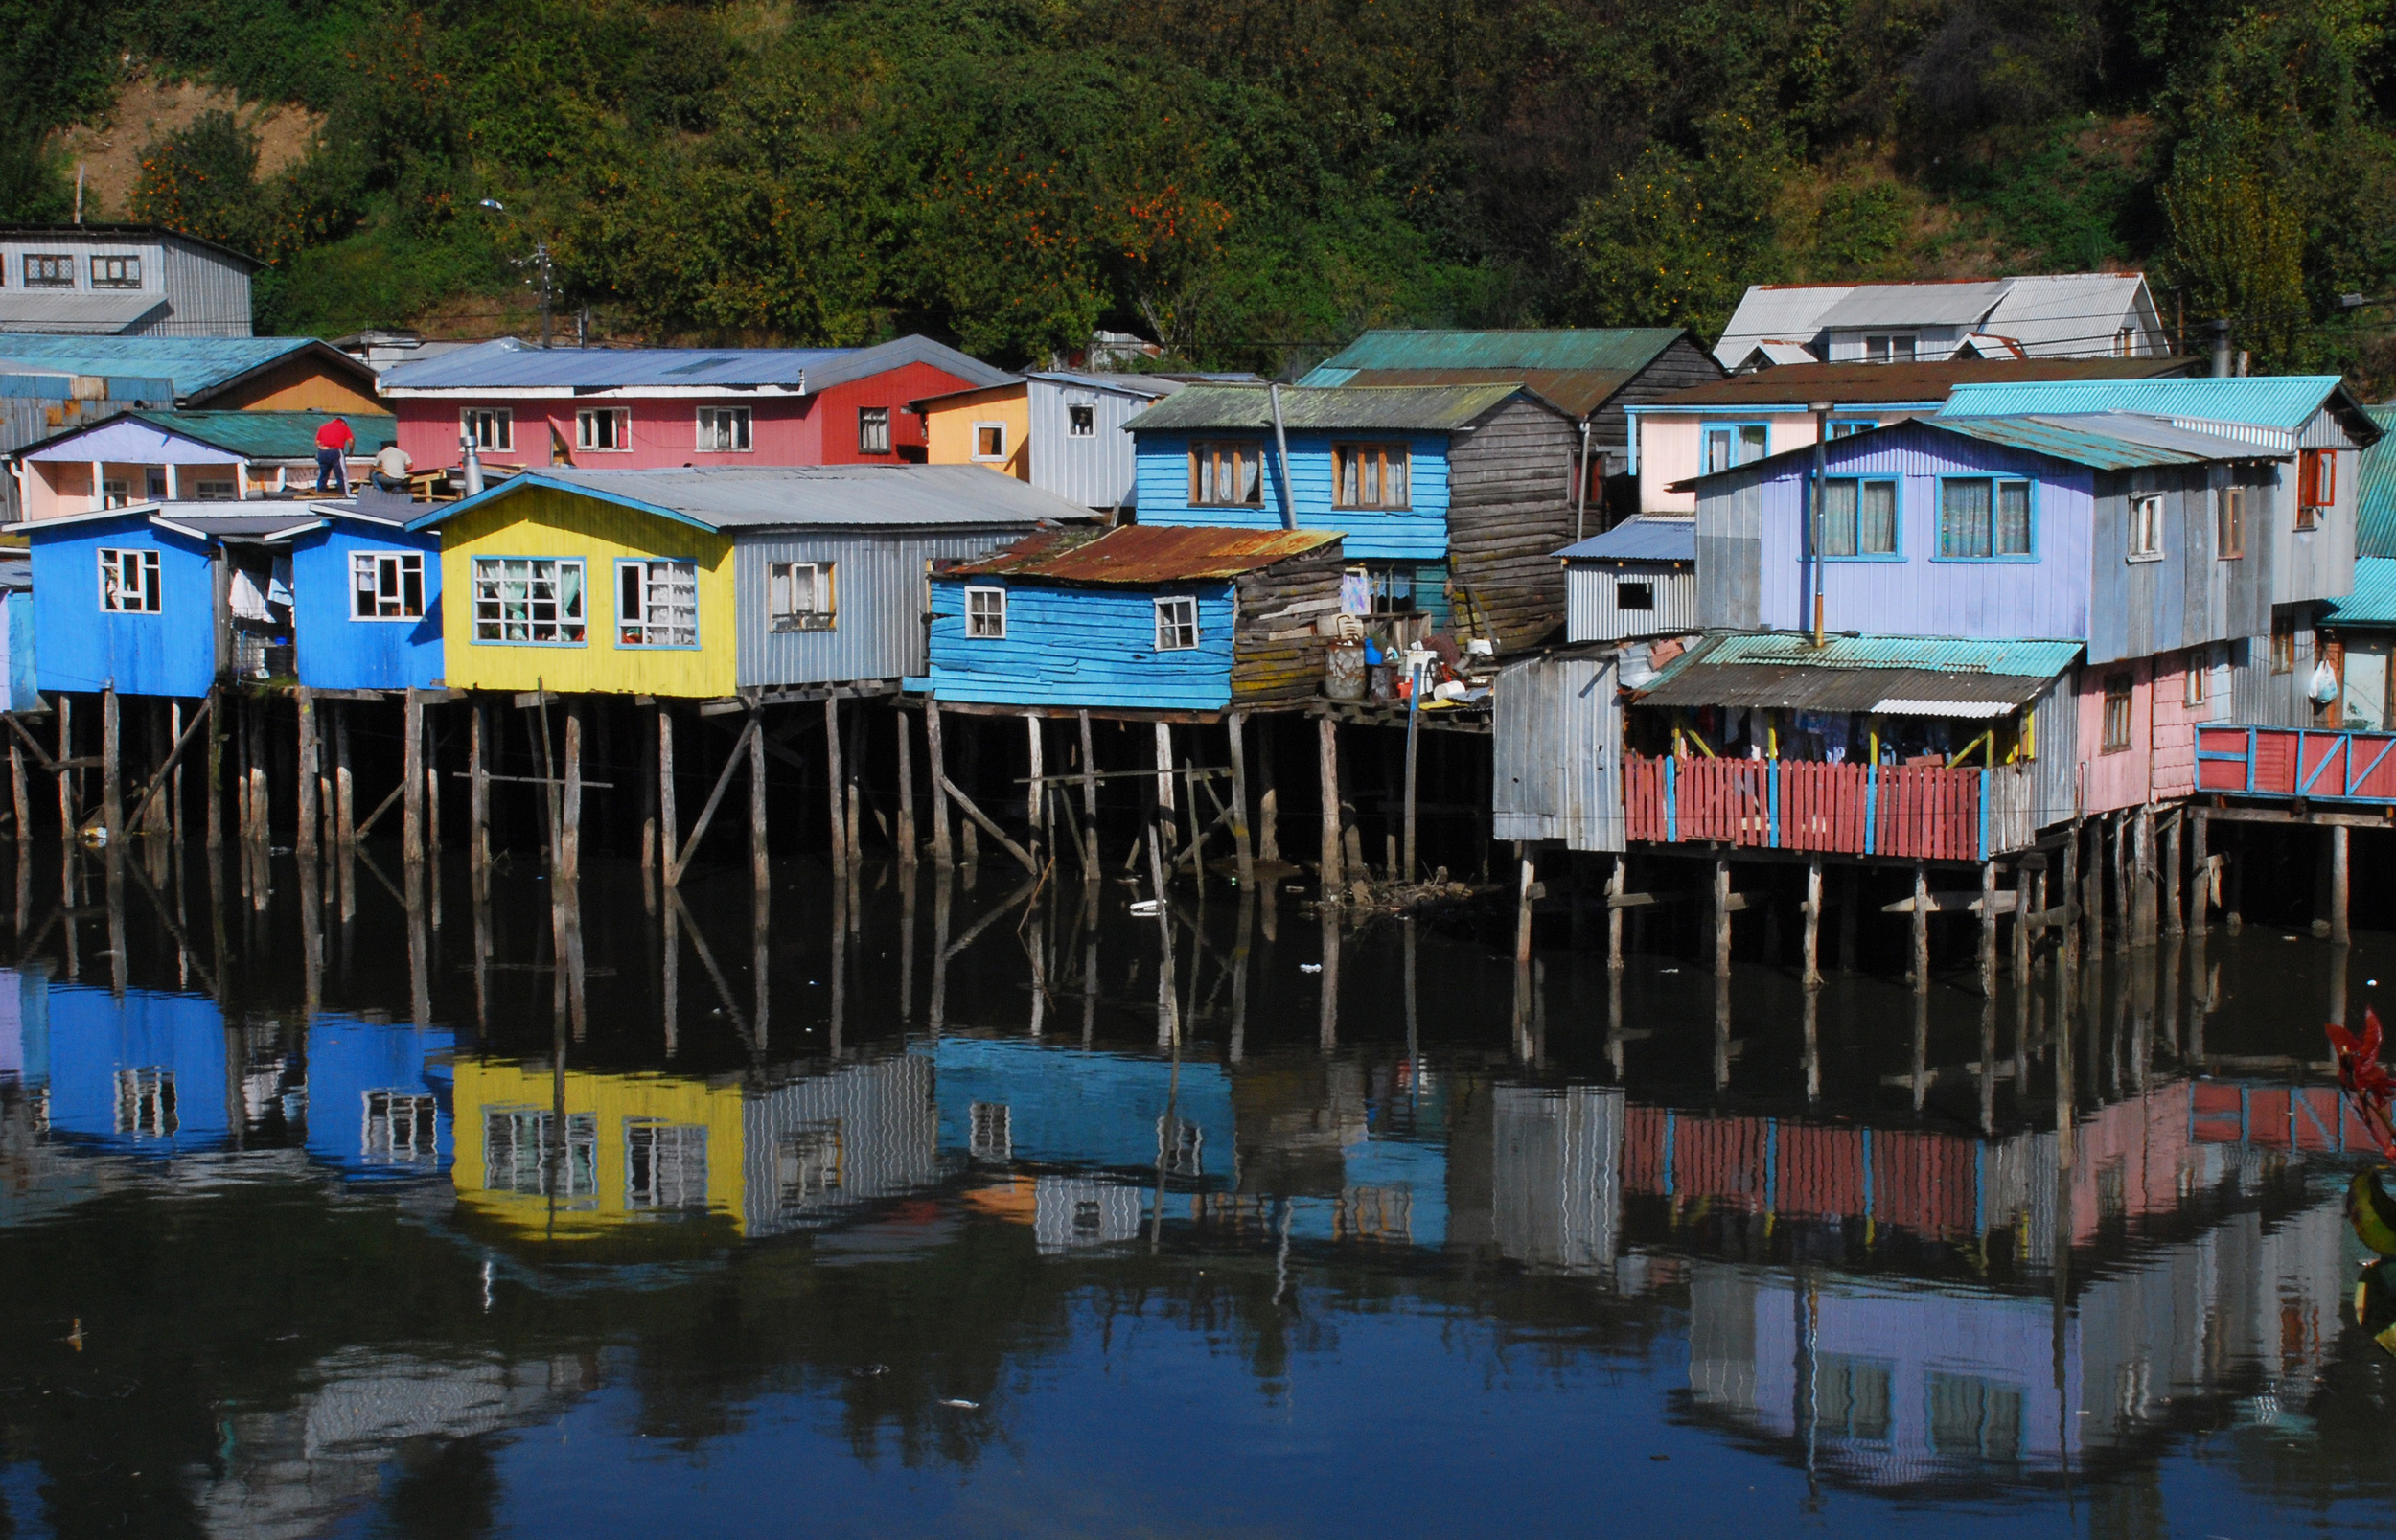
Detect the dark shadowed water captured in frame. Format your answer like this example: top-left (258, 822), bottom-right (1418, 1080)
top-left (2, 837), bottom-right (2393, 1539)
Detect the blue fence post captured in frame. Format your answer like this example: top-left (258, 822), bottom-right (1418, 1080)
top-left (1665, 754), bottom-right (1678, 843)
top-left (1977, 768), bottom-right (1990, 860)
top-left (1864, 758), bottom-right (1878, 856)
top-left (1769, 760), bottom-right (1781, 848)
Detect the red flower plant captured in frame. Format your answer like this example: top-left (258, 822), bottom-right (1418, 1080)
top-left (2330, 1007), bottom-right (2396, 1159)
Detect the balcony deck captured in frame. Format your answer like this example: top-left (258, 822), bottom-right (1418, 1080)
top-left (1623, 754), bottom-right (2036, 861)
top-left (2197, 725), bottom-right (2396, 803)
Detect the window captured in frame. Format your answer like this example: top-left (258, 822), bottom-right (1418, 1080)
top-left (101, 478), bottom-right (129, 509)
top-left (2271, 612), bottom-right (2299, 674)
top-left (21, 254), bottom-right (71, 287)
top-left (969, 1101), bottom-right (1011, 1161)
top-left (1703, 425), bottom-right (1768, 474)
top-left (1155, 595), bottom-right (1199, 651)
top-left (351, 551), bottom-right (425, 619)
top-left (616, 559), bottom-right (699, 647)
top-left (462, 407), bottom-right (513, 452)
top-left (363, 1091), bottom-right (440, 1164)
top-left (696, 405), bottom-right (751, 452)
top-left (768, 561), bottom-right (836, 632)
top-left (2102, 674), bottom-right (2134, 752)
top-left (625, 1119), bottom-right (709, 1211)
top-left (1864, 333), bottom-right (1918, 362)
top-left (2128, 493), bottom-right (2163, 560)
top-left (484, 1109), bottom-right (597, 1197)
top-left (1815, 1355), bottom-right (1894, 1442)
top-left (1617, 579), bottom-right (1655, 611)
top-left (1334, 442), bottom-right (1411, 509)
top-left (2114, 327), bottom-right (2137, 357)
top-left (777, 1121), bottom-right (846, 1205)
top-left (1366, 564), bottom-right (1417, 614)
top-left (973, 422), bottom-right (1008, 461)
top-left (1926, 1372), bottom-right (2025, 1462)
top-left (192, 478), bottom-right (236, 502)
top-left (1939, 478), bottom-right (2033, 559)
top-left (2185, 648), bottom-right (2210, 708)
top-left (1819, 476), bottom-right (1898, 557)
top-left (858, 405), bottom-right (891, 454)
top-left (99, 547), bottom-right (161, 613)
top-left (2217, 484), bottom-right (2246, 559)
top-left (89, 255), bottom-right (140, 288)
top-left (472, 557), bottom-right (587, 643)
top-left (1828, 419), bottom-right (1878, 438)
top-left (965, 586), bottom-right (1006, 638)
top-left (1189, 441), bottom-right (1265, 506)
top-left (114, 1069), bottom-right (175, 1137)
top-left (2299, 448), bottom-right (2337, 529)
top-left (1067, 403), bottom-right (1096, 437)
top-left (576, 407), bottom-right (631, 452)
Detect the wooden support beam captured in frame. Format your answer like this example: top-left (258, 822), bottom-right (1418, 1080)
top-left (2162, 810), bottom-right (2183, 937)
top-left (1714, 858), bottom-right (1733, 976)
top-left (659, 701), bottom-right (679, 885)
top-left (1606, 857), bottom-right (1627, 974)
top-left (938, 770), bottom-right (1039, 875)
top-left (1226, 710), bottom-right (1254, 889)
top-left (205, 687), bottom-right (222, 859)
top-left (122, 698), bottom-right (210, 841)
top-left (895, 709), bottom-right (916, 866)
top-left (2187, 808), bottom-right (2209, 931)
top-left (353, 777), bottom-right (405, 840)
top-left (1025, 713), bottom-right (1045, 850)
top-left (295, 689), bottom-right (318, 862)
top-left (669, 717), bottom-right (757, 885)
top-left (1977, 859), bottom-right (1998, 998)
top-left (1802, 860), bottom-right (1823, 989)
top-left (561, 701), bottom-right (583, 885)
top-left (9, 735), bottom-right (25, 849)
top-left (403, 688), bottom-right (426, 867)
top-left (471, 702), bottom-right (491, 877)
top-left (2331, 822), bottom-right (2352, 946)
top-left (926, 699), bottom-right (953, 870)
top-left (749, 707), bottom-right (769, 893)
top-left (55, 697), bottom-right (72, 843)
top-left (2013, 860), bottom-right (2035, 980)
top-left (823, 697), bottom-right (845, 870)
top-left (1911, 862), bottom-right (1929, 993)
top-left (1317, 714), bottom-right (1342, 892)
top-left (1078, 709), bottom-right (1099, 882)
top-left (334, 704), bottom-right (355, 852)
top-left (1516, 845), bottom-right (1536, 965)
top-left (101, 686), bottom-right (121, 841)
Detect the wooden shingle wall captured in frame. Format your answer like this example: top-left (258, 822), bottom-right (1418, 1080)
top-left (1446, 397), bottom-right (1577, 653)
top-left (1231, 546), bottom-right (1343, 703)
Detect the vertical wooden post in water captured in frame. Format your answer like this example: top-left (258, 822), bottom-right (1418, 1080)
top-left (334, 705), bottom-right (355, 853)
top-left (640, 702), bottom-right (659, 879)
top-left (470, 702), bottom-right (490, 878)
top-left (402, 688), bottom-right (426, 868)
top-left (2061, 817), bottom-right (2082, 970)
top-left (1078, 710), bottom-right (1099, 880)
top-left (1153, 722), bottom-right (1176, 855)
top-left (2133, 804), bottom-right (2157, 946)
top-left (1226, 711), bottom-right (1253, 891)
top-left (658, 701), bottom-right (679, 885)
top-left (823, 698), bottom-right (845, 870)
top-left (204, 687), bottom-right (222, 861)
top-left (56, 696), bottom-right (73, 843)
top-left (2187, 808), bottom-right (2209, 932)
top-left (1802, 860), bottom-right (1823, 989)
top-left (101, 686), bottom-right (122, 843)
top-left (926, 701), bottom-right (953, 871)
top-left (2014, 858), bottom-right (2035, 980)
top-left (1978, 859), bottom-right (1998, 999)
top-left (1714, 857), bottom-right (1733, 977)
top-left (895, 710), bottom-right (916, 865)
top-left (562, 700), bottom-right (583, 885)
top-left (8, 736), bottom-right (25, 853)
top-left (2161, 812), bottom-right (2182, 937)
top-left (1025, 713), bottom-right (1045, 855)
top-left (1316, 715), bottom-right (1342, 893)
top-left (749, 706), bottom-right (769, 893)
top-left (2331, 822), bottom-right (2352, 947)
top-left (1606, 856), bottom-right (1626, 974)
top-left (1516, 845), bottom-right (1538, 966)
top-left (1911, 862), bottom-right (1930, 993)
top-left (843, 705), bottom-right (862, 873)
top-left (295, 688), bottom-right (318, 863)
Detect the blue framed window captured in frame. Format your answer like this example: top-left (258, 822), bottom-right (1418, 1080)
top-left (1816, 476), bottom-right (1899, 558)
top-left (1937, 476), bottom-right (2034, 560)
top-left (1703, 424), bottom-right (1769, 474)
top-left (615, 559), bottom-right (700, 648)
top-left (472, 556), bottom-right (587, 644)
top-left (1828, 418), bottom-right (1878, 438)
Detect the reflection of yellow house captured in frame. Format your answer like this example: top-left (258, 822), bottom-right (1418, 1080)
top-left (911, 381), bottom-right (1029, 481)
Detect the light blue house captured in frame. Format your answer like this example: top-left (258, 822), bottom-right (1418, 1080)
top-left (24, 503), bottom-right (260, 697)
top-left (922, 523), bottom-right (1343, 712)
top-left (1126, 382), bottom-right (1578, 653)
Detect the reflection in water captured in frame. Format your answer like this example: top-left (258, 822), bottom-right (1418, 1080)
top-left (0, 839), bottom-right (2392, 1537)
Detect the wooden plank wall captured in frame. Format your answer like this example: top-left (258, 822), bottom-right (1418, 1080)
top-left (1446, 398), bottom-right (1578, 654)
top-left (1231, 548), bottom-right (1343, 704)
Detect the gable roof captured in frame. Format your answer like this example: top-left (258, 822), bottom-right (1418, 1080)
top-left (1125, 382), bottom-right (1531, 435)
top-left (408, 465), bottom-right (1094, 534)
top-left (0, 223), bottom-right (265, 271)
top-left (952, 525), bottom-right (1341, 584)
top-left (0, 335), bottom-right (374, 404)
top-left (1638, 632), bottom-right (2083, 714)
top-left (1300, 329), bottom-right (1693, 417)
top-left (1555, 517), bottom-right (1694, 563)
top-left (1671, 411), bottom-right (2281, 491)
top-left (2355, 405), bottom-right (2396, 559)
top-left (20, 501), bottom-right (324, 541)
top-left (1939, 376), bottom-right (2377, 447)
top-left (15, 408), bottom-right (396, 463)
top-left (377, 333), bottom-right (1011, 395)
top-left (1714, 274), bottom-right (2159, 369)
top-left (1641, 356), bottom-right (2196, 410)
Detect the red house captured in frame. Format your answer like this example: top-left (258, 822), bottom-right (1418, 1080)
top-left (375, 334), bottom-right (1012, 477)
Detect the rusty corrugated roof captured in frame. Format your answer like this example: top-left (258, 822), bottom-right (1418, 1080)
top-left (1299, 329), bottom-right (1692, 416)
top-left (1648, 356), bottom-right (2195, 409)
top-left (954, 525), bottom-right (1341, 584)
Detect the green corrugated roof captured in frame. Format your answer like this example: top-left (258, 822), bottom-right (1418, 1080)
top-left (1308, 329), bottom-right (1686, 374)
top-left (1123, 383), bottom-right (1525, 434)
top-left (2325, 555), bottom-right (2396, 627)
top-left (1688, 632), bottom-right (2084, 676)
top-left (2355, 405), bottom-right (2396, 559)
top-left (129, 409), bottom-right (395, 458)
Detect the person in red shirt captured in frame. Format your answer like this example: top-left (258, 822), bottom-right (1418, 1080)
top-left (315, 417), bottom-right (356, 494)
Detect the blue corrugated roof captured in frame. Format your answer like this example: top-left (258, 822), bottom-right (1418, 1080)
top-left (1556, 517), bottom-right (1694, 563)
top-left (379, 333), bottom-right (1011, 394)
top-left (2326, 555), bottom-right (2396, 627)
top-left (1938, 377), bottom-right (2350, 433)
top-left (1693, 632), bottom-right (2084, 676)
top-left (2355, 404), bottom-right (2396, 559)
top-left (1932, 413), bottom-right (2275, 471)
top-left (1308, 329), bottom-right (1687, 373)
top-left (0, 335), bottom-right (348, 402)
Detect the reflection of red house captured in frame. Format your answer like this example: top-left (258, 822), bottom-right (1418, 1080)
top-left (377, 335), bottom-right (1011, 477)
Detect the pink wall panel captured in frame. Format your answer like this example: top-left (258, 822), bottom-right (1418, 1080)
top-left (2077, 657), bottom-right (2154, 815)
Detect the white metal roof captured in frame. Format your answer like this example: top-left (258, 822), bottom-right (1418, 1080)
top-left (0, 292), bottom-right (171, 334)
top-left (1714, 273), bottom-right (2160, 367)
top-left (1814, 282), bottom-right (2012, 330)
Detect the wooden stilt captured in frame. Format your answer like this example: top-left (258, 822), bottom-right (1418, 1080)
top-left (56, 696), bottom-right (73, 843)
top-left (2109, 813), bottom-right (2129, 951)
top-left (1025, 713), bottom-right (1045, 853)
top-left (1911, 862), bottom-right (1930, 993)
top-left (658, 701), bottom-right (679, 886)
top-left (561, 700), bottom-right (583, 885)
top-left (402, 688), bottom-right (426, 867)
top-left (2332, 823), bottom-right (2352, 946)
top-left (1226, 711), bottom-right (1254, 890)
top-left (641, 702), bottom-right (660, 877)
top-left (1256, 723), bottom-right (1279, 865)
top-left (823, 697), bottom-right (845, 868)
top-left (1606, 856), bottom-right (1626, 974)
top-left (1509, 846), bottom-right (1536, 964)
top-left (295, 688), bottom-right (319, 862)
top-left (1317, 715), bottom-right (1342, 893)
top-left (926, 700), bottom-right (954, 870)
top-left (749, 706), bottom-right (769, 892)
top-left (334, 705), bottom-right (355, 852)
top-left (842, 703), bottom-right (861, 863)
top-left (1184, 758), bottom-right (1205, 899)
top-left (470, 702), bottom-right (490, 877)
top-left (2133, 804), bottom-right (2156, 946)
top-left (1978, 859), bottom-right (1998, 998)
top-left (204, 686), bottom-right (221, 860)
top-left (2188, 808), bottom-right (2209, 932)
top-left (1715, 857), bottom-right (1733, 977)
top-left (2014, 858), bottom-right (2035, 980)
top-left (1801, 860), bottom-right (1823, 989)
top-left (2162, 811), bottom-right (2182, 937)
top-left (8, 735), bottom-right (25, 851)
top-left (1402, 698), bottom-right (1420, 883)
top-left (895, 710), bottom-right (916, 865)
top-left (101, 686), bottom-right (121, 842)
top-left (1154, 721), bottom-right (1176, 852)
top-left (2062, 816), bottom-right (2082, 969)
top-left (425, 708), bottom-right (441, 875)
top-left (1078, 710), bottom-right (1099, 881)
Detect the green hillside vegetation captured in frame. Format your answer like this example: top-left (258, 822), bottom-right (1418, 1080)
top-left (6, 0), bottom-right (2396, 379)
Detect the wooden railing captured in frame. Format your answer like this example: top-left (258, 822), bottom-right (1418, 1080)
top-left (1624, 754), bottom-right (2034, 860)
top-left (2197, 725), bottom-right (2396, 802)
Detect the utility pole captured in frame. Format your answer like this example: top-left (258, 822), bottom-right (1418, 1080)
top-left (1809, 401), bottom-right (1831, 646)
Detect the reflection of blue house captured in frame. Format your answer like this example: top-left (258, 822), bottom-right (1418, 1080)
top-left (42, 984), bottom-right (235, 1152)
top-left (302, 1015), bottom-right (453, 1179)
top-left (924, 1040), bottom-right (1235, 1186)
top-left (0, 969), bottom-right (48, 1084)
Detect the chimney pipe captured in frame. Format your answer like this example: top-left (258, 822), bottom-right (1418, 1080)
top-left (2211, 318), bottom-right (2233, 379)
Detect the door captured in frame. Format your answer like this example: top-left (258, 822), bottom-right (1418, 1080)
top-left (2342, 638), bottom-right (2390, 732)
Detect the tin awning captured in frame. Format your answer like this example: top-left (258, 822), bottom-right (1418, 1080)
top-left (1635, 633), bottom-right (2079, 716)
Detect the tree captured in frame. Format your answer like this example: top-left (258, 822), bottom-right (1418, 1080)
top-left (2159, 124), bottom-right (2305, 365)
top-left (1557, 115), bottom-right (1791, 337)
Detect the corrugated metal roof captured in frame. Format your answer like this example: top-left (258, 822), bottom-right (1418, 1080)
top-left (1023, 371), bottom-right (1184, 399)
top-left (0, 292), bottom-right (170, 333)
top-left (378, 333), bottom-right (1010, 394)
top-left (1299, 330), bottom-right (1688, 417)
top-left (1646, 356), bottom-right (2193, 409)
top-left (1125, 383), bottom-right (1525, 434)
top-left (126, 409), bottom-right (396, 459)
top-left (953, 524), bottom-right (1340, 584)
top-left (1638, 661), bottom-right (2061, 714)
top-left (411, 466), bottom-right (1094, 534)
top-left (1938, 377), bottom-right (2351, 433)
top-left (2355, 405), bottom-right (2396, 559)
top-left (2325, 555), bottom-right (2396, 627)
top-left (1556, 517), bottom-right (1694, 563)
top-left (0, 335), bottom-right (355, 402)
top-left (1932, 412), bottom-right (2280, 470)
top-left (1815, 281), bottom-right (2012, 329)
top-left (1680, 632), bottom-right (2083, 675)
top-left (152, 508), bottom-right (326, 540)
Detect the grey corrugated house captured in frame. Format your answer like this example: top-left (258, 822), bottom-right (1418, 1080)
top-left (0, 225), bottom-right (257, 337)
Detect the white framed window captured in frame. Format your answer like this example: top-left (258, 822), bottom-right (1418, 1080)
top-left (969, 1101), bottom-right (1011, 1161)
top-left (965, 586), bottom-right (1006, 638)
top-left (697, 405), bottom-right (751, 452)
top-left (2185, 648), bottom-right (2210, 708)
top-left (462, 407), bottom-right (513, 452)
top-left (472, 556), bottom-right (586, 643)
top-left (352, 551), bottom-right (425, 619)
top-left (22, 254), bottom-right (71, 288)
top-left (1864, 333), bottom-right (1918, 362)
top-left (1703, 425), bottom-right (1768, 473)
top-left (101, 478), bottom-right (129, 509)
top-left (192, 478), bottom-right (236, 502)
top-left (1938, 477), bottom-right (2033, 559)
top-left (1155, 595), bottom-right (1199, 651)
top-left (625, 1119), bottom-right (709, 1210)
top-left (2217, 484), bottom-right (2246, 559)
top-left (616, 559), bottom-right (699, 647)
top-left (768, 561), bottom-right (836, 632)
top-left (99, 547), bottom-right (161, 612)
top-left (115, 1068), bottom-right (175, 1137)
top-left (577, 407), bottom-right (632, 452)
top-left (2129, 493), bottom-right (2163, 561)
top-left (363, 1090), bottom-right (440, 1163)
top-left (973, 422), bottom-right (1008, 461)
top-left (859, 405), bottom-right (891, 454)
top-left (1066, 403), bottom-right (1096, 437)
top-left (89, 254), bottom-right (141, 289)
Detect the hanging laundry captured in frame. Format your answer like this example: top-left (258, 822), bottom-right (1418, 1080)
top-left (229, 568), bottom-right (271, 621)
top-left (267, 555), bottom-right (294, 609)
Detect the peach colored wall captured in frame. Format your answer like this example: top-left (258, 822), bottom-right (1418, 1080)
top-left (2077, 656), bottom-right (2154, 815)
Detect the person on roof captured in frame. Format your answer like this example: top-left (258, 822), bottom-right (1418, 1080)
top-left (315, 417), bottom-right (356, 494)
top-left (371, 442), bottom-right (414, 493)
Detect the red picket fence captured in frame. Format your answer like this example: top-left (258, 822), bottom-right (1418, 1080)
top-left (1778, 759), bottom-right (1868, 852)
top-left (1874, 762), bottom-right (1983, 861)
top-left (1671, 758), bottom-right (1772, 846)
top-left (1620, 754), bottom-right (2006, 858)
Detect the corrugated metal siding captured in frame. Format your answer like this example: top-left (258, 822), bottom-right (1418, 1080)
top-left (1695, 478), bottom-right (1762, 629)
top-left (1027, 376), bottom-right (1150, 509)
top-left (734, 530), bottom-right (1021, 687)
top-left (926, 577), bottom-right (1236, 709)
top-left (1566, 564), bottom-right (1695, 640)
top-left (2356, 406), bottom-right (2396, 558)
top-left (2269, 433), bottom-right (2357, 608)
top-left (291, 522), bottom-right (446, 690)
top-left (2230, 628), bottom-right (2322, 728)
top-left (2028, 674), bottom-right (2080, 828)
top-left (1491, 652), bottom-right (1622, 850)
top-left (1134, 430), bottom-right (1450, 561)
top-left (740, 1055), bottom-right (940, 1237)
top-left (2085, 464), bottom-right (2271, 665)
top-left (1748, 423), bottom-right (2094, 639)
top-left (30, 517), bottom-right (219, 696)
top-left (156, 242), bottom-right (254, 337)
top-left (5, 590), bottom-right (34, 711)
